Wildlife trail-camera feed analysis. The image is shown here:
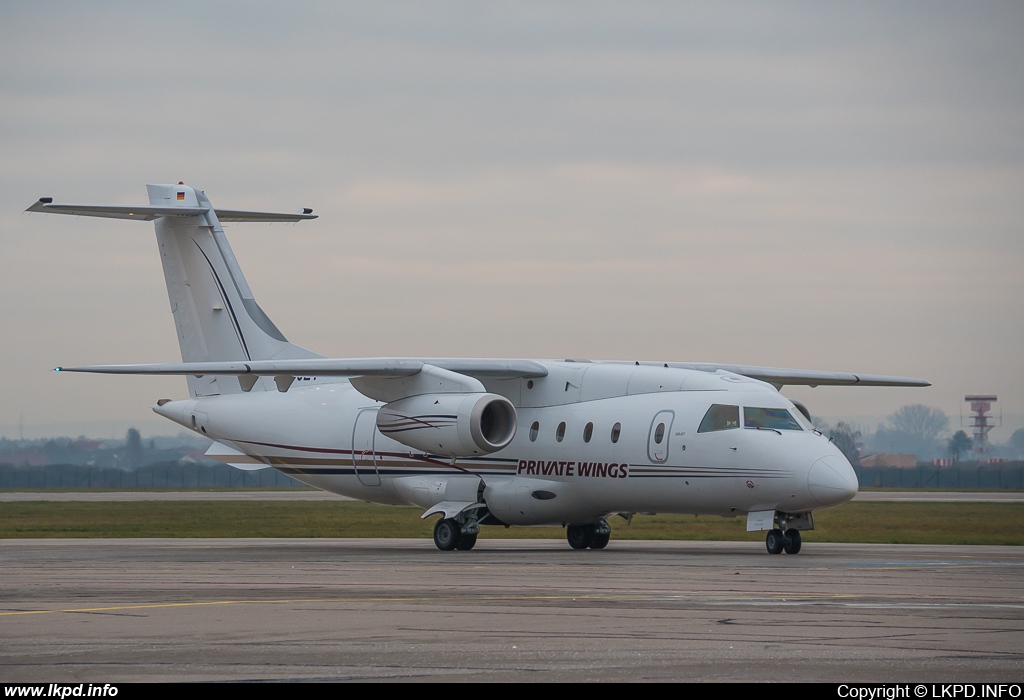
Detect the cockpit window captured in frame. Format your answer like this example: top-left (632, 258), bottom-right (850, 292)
top-left (789, 407), bottom-right (815, 431)
top-left (698, 404), bottom-right (740, 433)
top-left (744, 407), bottom-right (803, 431)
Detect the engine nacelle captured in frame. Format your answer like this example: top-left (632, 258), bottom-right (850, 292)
top-left (376, 392), bottom-right (517, 457)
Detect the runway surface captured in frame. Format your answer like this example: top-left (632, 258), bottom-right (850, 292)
top-left (2, 539), bottom-right (1022, 682)
top-left (2, 490), bottom-right (1022, 502)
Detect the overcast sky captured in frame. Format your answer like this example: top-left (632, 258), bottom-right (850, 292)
top-left (1, 2), bottom-right (1021, 438)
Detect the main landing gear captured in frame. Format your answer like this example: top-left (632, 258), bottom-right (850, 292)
top-left (765, 528), bottom-right (802, 555)
top-left (433, 517), bottom-right (479, 551)
top-left (566, 520), bottom-right (611, 550)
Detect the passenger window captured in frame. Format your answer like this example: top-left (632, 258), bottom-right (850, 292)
top-left (654, 423), bottom-right (665, 444)
top-left (698, 405), bottom-right (740, 433)
top-left (583, 422), bottom-right (593, 443)
top-left (556, 422), bottom-right (566, 442)
top-left (610, 422), bottom-right (621, 444)
top-left (744, 407), bottom-right (803, 431)
top-left (529, 421), bottom-right (539, 442)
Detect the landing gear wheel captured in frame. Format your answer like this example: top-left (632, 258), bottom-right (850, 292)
top-left (455, 532), bottom-right (478, 551)
top-left (589, 531), bottom-right (610, 550)
top-left (566, 524), bottom-right (594, 550)
top-left (765, 528), bottom-right (784, 555)
top-left (433, 518), bottom-right (461, 551)
top-left (783, 528), bottom-right (802, 555)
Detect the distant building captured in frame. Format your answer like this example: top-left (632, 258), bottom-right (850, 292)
top-left (0, 450), bottom-right (49, 467)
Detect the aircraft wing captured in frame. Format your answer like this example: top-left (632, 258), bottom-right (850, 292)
top-left (56, 358), bottom-right (550, 380)
top-left (56, 358), bottom-right (926, 387)
top-left (654, 362), bottom-right (930, 388)
top-left (25, 198), bottom-right (317, 222)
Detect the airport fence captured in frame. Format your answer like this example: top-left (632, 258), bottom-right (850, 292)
top-left (0, 461), bottom-right (305, 489)
top-left (854, 462), bottom-right (1024, 489)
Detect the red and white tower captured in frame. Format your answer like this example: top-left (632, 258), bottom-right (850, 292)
top-left (963, 394), bottom-right (1000, 456)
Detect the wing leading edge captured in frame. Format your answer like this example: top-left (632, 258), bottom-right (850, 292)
top-left (637, 362), bottom-right (930, 388)
top-left (56, 358), bottom-right (927, 388)
top-left (56, 358), bottom-right (550, 380)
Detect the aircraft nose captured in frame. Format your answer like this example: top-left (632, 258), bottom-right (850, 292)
top-left (807, 454), bottom-right (859, 506)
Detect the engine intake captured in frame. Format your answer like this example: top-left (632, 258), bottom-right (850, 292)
top-left (376, 392), bottom-right (517, 457)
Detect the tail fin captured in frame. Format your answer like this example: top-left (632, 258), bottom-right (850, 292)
top-left (146, 184), bottom-right (321, 397)
top-left (29, 183), bottom-right (321, 397)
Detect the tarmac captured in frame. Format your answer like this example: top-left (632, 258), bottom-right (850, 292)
top-left (2, 538), bottom-right (1022, 682)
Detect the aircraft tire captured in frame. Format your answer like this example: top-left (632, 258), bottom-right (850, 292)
top-left (765, 529), bottom-right (784, 555)
top-left (589, 531), bottom-right (610, 550)
top-left (566, 524), bottom-right (593, 550)
top-left (455, 533), bottom-right (478, 551)
top-left (433, 518), bottom-right (461, 551)
top-left (783, 529), bottom-right (802, 554)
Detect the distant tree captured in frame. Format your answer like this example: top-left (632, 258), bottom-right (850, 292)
top-left (1010, 428), bottom-right (1024, 459)
top-left (874, 404), bottom-right (949, 459)
top-left (947, 430), bottom-right (972, 464)
top-left (887, 405), bottom-right (949, 441)
top-left (829, 422), bottom-right (862, 466)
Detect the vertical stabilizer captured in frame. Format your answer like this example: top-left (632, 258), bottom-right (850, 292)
top-left (146, 184), bottom-right (320, 397)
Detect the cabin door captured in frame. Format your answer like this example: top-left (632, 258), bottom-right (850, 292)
top-left (647, 410), bottom-right (675, 463)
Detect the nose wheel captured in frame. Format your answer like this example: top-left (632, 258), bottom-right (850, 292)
top-left (765, 528), bottom-right (802, 554)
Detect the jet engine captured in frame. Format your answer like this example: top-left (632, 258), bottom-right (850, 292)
top-left (376, 392), bottom-right (517, 457)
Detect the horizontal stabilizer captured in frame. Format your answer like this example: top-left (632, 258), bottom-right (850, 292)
top-left (214, 208), bottom-right (317, 222)
top-left (26, 199), bottom-right (317, 222)
top-left (26, 200), bottom-right (205, 220)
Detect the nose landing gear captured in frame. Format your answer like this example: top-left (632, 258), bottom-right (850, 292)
top-left (757, 510), bottom-right (811, 555)
top-left (765, 528), bottom-right (802, 555)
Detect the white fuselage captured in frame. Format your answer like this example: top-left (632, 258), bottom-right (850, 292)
top-left (28, 182), bottom-right (922, 548)
top-left (154, 361), bottom-right (858, 526)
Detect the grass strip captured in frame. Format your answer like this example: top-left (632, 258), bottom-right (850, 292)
top-left (0, 501), bottom-right (1021, 545)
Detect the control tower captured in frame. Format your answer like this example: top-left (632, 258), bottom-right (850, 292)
top-left (964, 394), bottom-right (1000, 455)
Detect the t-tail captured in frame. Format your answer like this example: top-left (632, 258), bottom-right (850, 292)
top-left (26, 183), bottom-right (321, 397)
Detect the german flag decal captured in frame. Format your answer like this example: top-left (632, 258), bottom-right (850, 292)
top-left (176, 191), bottom-right (185, 201)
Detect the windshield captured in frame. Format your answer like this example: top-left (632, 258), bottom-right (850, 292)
top-left (698, 404), bottom-right (740, 433)
top-left (743, 407), bottom-right (804, 431)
